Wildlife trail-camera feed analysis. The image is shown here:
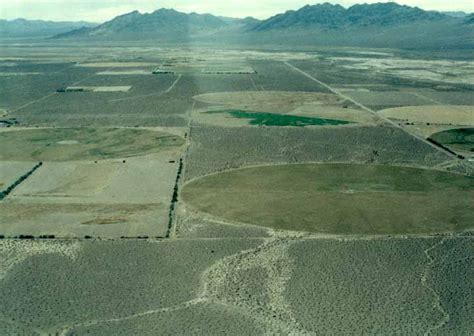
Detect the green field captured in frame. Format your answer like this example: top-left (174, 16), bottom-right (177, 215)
top-left (182, 163), bottom-right (474, 235)
top-left (430, 128), bottom-right (474, 153)
top-left (205, 109), bottom-right (352, 126)
top-left (0, 128), bottom-right (184, 161)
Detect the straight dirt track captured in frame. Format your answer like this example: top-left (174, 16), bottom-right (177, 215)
top-left (284, 61), bottom-right (470, 169)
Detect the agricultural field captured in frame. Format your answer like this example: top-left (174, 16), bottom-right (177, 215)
top-left (431, 128), bottom-right (474, 157)
top-left (184, 125), bottom-right (453, 180)
top-left (192, 91), bottom-right (378, 127)
top-left (153, 59), bottom-right (256, 74)
top-left (0, 44), bottom-right (472, 334)
top-left (0, 127), bottom-right (184, 237)
top-left (378, 105), bottom-right (474, 159)
top-left (0, 128), bottom-right (183, 161)
top-left (0, 162), bottom-right (38, 197)
top-left (182, 163), bottom-right (474, 234)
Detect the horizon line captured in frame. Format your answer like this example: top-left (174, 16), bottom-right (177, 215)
top-left (0, 2), bottom-right (471, 24)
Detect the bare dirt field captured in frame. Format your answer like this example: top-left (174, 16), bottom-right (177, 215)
top-left (154, 59), bottom-right (256, 75)
top-left (342, 90), bottom-right (429, 108)
top-left (330, 57), bottom-right (474, 85)
top-left (0, 162), bottom-right (38, 193)
top-left (0, 126), bottom-right (184, 237)
top-left (0, 153), bottom-right (180, 238)
top-left (379, 105), bottom-right (474, 157)
top-left (379, 105), bottom-right (474, 125)
top-left (76, 62), bottom-right (159, 68)
top-left (64, 86), bottom-right (132, 92)
top-left (0, 202), bottom-right (167, 237)
top-left (96, 70), bottom-right (152, 75)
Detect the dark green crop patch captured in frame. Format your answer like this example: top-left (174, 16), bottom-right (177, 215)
top-left (205, 110), bottom-right (352, 126)
top-left (430, 128), bottom-right (474, 153)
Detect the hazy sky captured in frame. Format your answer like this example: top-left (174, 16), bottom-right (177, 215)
top-left (1, 0), bottom-right (472, 22)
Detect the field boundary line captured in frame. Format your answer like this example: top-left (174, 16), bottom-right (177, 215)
top-left (108, 74), bottom-right (182, 102)
top-left (283, 61), bottom-right (469, 167)
top-left (164, 74), bottom-right (182, 93)
top-left (11, 92), bottom-right (57, 113)
top-left (408, 92), bottom-right (470, 114)
top-left (11, 66), bottom-right (105, 113)
top-left (249, 76), bottom-right (259, 91)
top-left (0, 162), bottom-right (43, 201)
top-left (170, 100), bottom-right (195, 238)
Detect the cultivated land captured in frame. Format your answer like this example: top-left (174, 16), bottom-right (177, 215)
top-left (431, 128), bottom-right (474, 156)
top-left (0, 128), bottom-right (184, 161)
top-left (0, 127), bottom-right (184, 237)
top-left (0, 162), bottom-right (38, 195)
top-left (0, 44), bottom-right (472, 334)
top-left (182, 163), bottom-right (474, 234)
top-left (192, 91), bottom-right (379, 127)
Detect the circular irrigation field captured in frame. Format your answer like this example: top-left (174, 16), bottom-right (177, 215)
top-left (430, 128), bottom-right (474, 154)
top-left (193, 91), bottom-right (376, 126)
top-left (0, 128), bottom-right (184, 161)
top-left (182, 163), bottom-right (474, 235)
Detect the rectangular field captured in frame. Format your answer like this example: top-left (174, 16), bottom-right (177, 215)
top-left (0, 153), bottom-right (180, 238)
top-left (185, 125), bottom-right (451, 181)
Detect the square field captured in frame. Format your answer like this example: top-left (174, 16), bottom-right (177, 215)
top-left (0, 154), bottom-right (180, 238)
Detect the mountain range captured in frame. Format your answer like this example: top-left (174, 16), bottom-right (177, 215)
top-left (53, 8), bottom-right (253, 39)
top-left (60, 9), bottom-right (227, 38)
top-left (252, 3), bottom-right (449, 30)
top-left (0, 18), bottom-right (96, 38)
top-left (442, 11), bottom-right (469, 18)
top-left (2, 3), bottom-right (472, 49)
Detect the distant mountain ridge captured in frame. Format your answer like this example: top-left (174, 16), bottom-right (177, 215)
top-left (442, 11), bottom-right (469, 18)
top-left (53, 2), bottom-right (467, 40)
top-left (0, 18), bottom-right (96, 38)
top-left (251, 2), bottom-right (450, 31)
top-left (464, 14), bottom-right (474, 25)
top-left (54, 8), bottom-right (235, 39)
top-left (12, 2), bottom-right (470, 50)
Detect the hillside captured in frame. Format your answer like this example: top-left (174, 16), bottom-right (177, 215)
top-left (54, 8), bottom-right (233, 39)
top-left (0, 18), bottom-right (96, 38)
top-left (251, 3), bottom-right (450, 31)
top-left (243, 3), bottom-right (471, 50)
top-left (443, 11), bottom-right (469, 18)
top-left (50, 3), bottom-right (472, 50)
top-left (465, 14), bottom-right (474, 25)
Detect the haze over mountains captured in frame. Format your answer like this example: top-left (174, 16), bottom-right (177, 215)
top-left (0, 19), bottom-right (96, 38)
top-left (2, 2), bottom-right (473, 49)
top-left (443, 11), bottom-right (470, 18)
